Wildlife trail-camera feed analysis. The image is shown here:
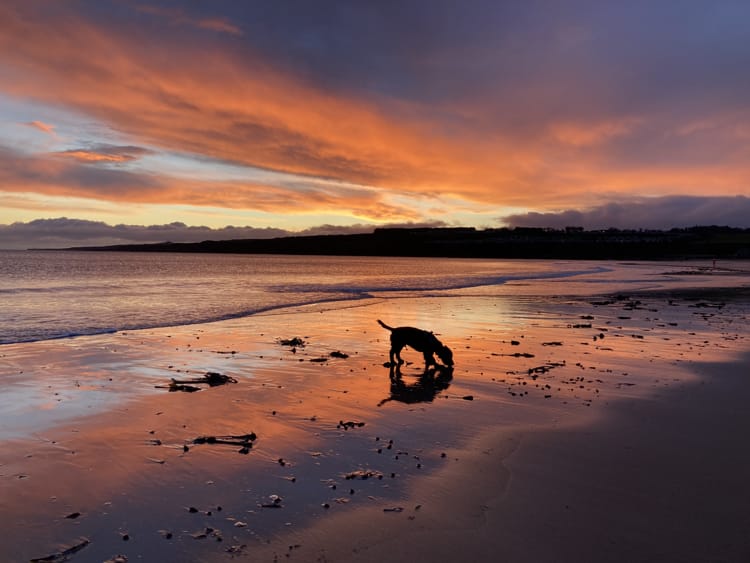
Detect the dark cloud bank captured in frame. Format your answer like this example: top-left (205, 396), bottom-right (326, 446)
top-left (0, 218), bottom-right (446, 250)
top-left (502, 196), bottom-right (750, 231)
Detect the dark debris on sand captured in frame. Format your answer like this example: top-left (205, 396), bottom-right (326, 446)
top-left (337, 420), bottom-right (366, 430)
top-left (330, 350), bottom-right (350, 359)
top-left (156, 371), bottom-right (237, 392)
top-left (344, 469), bottom-right (384, 480)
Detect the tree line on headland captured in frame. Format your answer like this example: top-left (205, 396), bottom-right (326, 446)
top-left (70, 226), bottom-right (750, 260)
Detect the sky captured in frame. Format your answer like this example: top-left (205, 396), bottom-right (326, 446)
top-left (1, 0), bottom-right (750, 249)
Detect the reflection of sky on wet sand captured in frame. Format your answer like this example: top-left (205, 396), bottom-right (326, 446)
top-left (1, 265), bottom-right (749, 561)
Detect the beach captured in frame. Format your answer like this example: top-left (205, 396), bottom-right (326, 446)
top-left (1, 262), bottom-right (749, 562)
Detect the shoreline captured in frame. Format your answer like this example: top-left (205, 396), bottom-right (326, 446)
top-left (3, 256), bottom-right (748, 348)
top-left (1, 284), bottom-right (748, 562)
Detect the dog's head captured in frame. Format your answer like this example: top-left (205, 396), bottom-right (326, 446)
top-left (437, 345), bottom-right (454, 366)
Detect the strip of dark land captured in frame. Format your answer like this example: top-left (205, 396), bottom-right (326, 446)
top-left (66, 226), bottom-right (750, 260)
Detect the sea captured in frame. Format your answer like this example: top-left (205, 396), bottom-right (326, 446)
top-left (0, 251), bottom-right (621, 345)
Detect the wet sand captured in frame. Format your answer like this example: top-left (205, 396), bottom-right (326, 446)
top-left (1, 270), bottom-right (749, 562)
top-left (282, 352), bottom-right (750, 563)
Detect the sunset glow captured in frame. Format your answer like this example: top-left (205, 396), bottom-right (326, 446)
top-left (1, 1), bottom-right (749, 248)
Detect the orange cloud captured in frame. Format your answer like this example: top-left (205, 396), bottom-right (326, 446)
top-left (549, 117), bottom-right (642, 147)
top-left (0, 3), bottom-right (536, 201)
top-left (57, 150), bottom-right (132, 163)
top-left (0, 146), bottom-right (421, 222)
top-left (196, 17), bottom-right (243, 36)
top-left (54, 145), bottom-right (153, 164)
top-left (1, 2), bottom-right (749, 224)
top-left (135, 4), bottom-right (242, 35)
top-left (23, 120), bottom-right (56, 135)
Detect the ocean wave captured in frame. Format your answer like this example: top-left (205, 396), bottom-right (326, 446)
top-left (0, 292), bottom-right (371, 345)
top-left (0, 254), bottom-right (611, 346)
top-left (275, 265), bottom-right (611, 294)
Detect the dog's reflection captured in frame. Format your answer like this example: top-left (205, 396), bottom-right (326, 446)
top-left (377, 364), bottom-right (454, 406)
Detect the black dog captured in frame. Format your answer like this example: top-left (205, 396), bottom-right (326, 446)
top-left (377, 319), bottom-right (454, 368)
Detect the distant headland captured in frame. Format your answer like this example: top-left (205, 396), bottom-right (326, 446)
top-left (66, 226), bottom-right (750, 260)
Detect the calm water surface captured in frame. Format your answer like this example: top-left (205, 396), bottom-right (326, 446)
top-left (0, 251), bottom-right (606, 344)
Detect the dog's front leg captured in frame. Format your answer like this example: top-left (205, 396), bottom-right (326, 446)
top-left (391, 345), bottom-right (405, 365)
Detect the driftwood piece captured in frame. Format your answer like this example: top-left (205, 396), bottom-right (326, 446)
top-left (30, 537), bottom-right (90, 562)
top-left (190, 432), bottom-right (257, 454)
top-left (156, 372), bottom-right (237, 392)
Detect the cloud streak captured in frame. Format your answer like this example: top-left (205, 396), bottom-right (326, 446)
top-left (53, 145), bottom-right (154, 164)
top-left (23, 120), bottom-right (56, 135)
top-left (0, 144), bottom-right (422, 222)
top-left (135, 4), bottom-right (242, 36)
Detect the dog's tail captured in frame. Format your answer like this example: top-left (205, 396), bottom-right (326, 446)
top-left (377, 319), bottom-right (394, 332)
